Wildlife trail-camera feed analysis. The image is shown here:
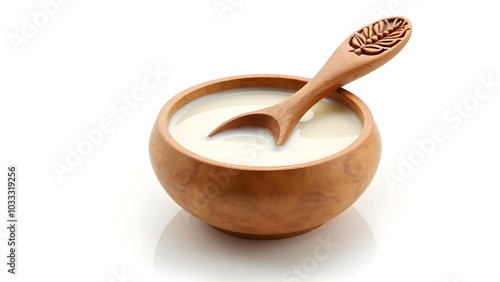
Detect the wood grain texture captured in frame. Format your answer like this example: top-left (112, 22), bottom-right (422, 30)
top-left (149, 75), bottom-right (382, 239)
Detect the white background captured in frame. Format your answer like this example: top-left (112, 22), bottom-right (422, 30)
top-left (1, 1), bottom-right (499, 281)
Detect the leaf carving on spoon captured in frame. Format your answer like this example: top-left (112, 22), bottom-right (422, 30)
top-left (349, 17), bottom-right (411, 56)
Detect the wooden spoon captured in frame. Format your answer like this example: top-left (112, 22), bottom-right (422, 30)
top-left (209, 17), bottom-right (412, 146)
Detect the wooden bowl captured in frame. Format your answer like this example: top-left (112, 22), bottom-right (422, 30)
top-left (149, 74), bottom-right (381, 239)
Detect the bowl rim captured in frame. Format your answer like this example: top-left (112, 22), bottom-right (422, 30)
top-left (155, 74), bottom-right (376, 172)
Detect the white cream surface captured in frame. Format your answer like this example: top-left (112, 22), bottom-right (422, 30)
top-left (168, 88), bottom-right (362, 166)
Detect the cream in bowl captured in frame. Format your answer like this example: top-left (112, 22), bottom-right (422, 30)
top-left (169, 88), bottom-right (362, 166)
top-left (149, 75), bottom-right (381, 239)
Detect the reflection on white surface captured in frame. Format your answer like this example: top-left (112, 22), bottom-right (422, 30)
top-left (154, 207), bottom-right (377, 281)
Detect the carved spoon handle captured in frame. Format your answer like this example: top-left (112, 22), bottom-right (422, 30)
top-left (273, 17), bottom-right (412, 121)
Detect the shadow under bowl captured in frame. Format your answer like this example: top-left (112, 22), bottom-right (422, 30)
top-left (149, 74), bottom-right (381, 239)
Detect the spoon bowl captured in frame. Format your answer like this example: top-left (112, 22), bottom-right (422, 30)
top-left (209, 17), bottom-right (412, 145)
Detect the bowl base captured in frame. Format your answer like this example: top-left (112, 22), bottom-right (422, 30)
top-left (209, 224), bottom-right (323, 240)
